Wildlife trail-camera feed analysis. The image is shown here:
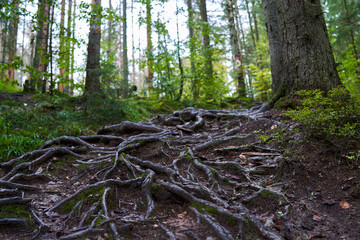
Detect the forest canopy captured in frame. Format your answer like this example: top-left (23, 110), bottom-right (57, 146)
top-left (0, 0), bottom-right (358, 101)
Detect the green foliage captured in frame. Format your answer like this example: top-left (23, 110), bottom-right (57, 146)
top-left (0, 204), bottom-right (34, 228)
top-left (284, 86), bottom-right (360, 146)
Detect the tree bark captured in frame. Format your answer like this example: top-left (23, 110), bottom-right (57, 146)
top-left (225, 0), bottom-right (245, 97)
top-left (176, 0), bottom-right (185, 101)
top-left (199, 0), bottom-right (214, 99)
top-left (146, 0), bottom-right (153, 86)
top-left (31, 0), bottom-right (50, 92)
top-left (186, 0), bottom-right (198, 101)
top-left (64, 0), bottom-right (73, 94)
top-left (7, 0), bottom-right (19, 81)
top-left (122, 0), bottom-right (129, 97)
top-left (263, 0), bottom-right (341, 96)
top-left (58, 0), bottom-right (66, 92)
top-left (84, 0), bottom-right (102, 95)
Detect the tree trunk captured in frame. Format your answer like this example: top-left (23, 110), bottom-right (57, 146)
top-left (131, 0), bottom-right (136, 86)
top-left (199, 0), bottom-right (214, 99)
top-left (84, 0), bottom-right (102, 95)
top-left (31, 0), bottom-right (50, 92)
top-left (263, 0), bottom-right (341, 96)
top-left (70, 0), bottom-right (76, 95)
top-left (58, 0), bottom-right (66, 92)
top-left (186, 0), bottom-right (198, 101)
top-left (122, 0), bottom-right (129, 97)
top-left (64, 0), bottom-right (73, 94)
top-left (7, 0), bottom-right (19, 81)
top-left (225, 0), bottom-right (245, 97)
top-left (49, 2), bottom-right (55, 96)
top-left (176, 0), bottom-right (185, 101)
top-left (244, 0), bottom-right (256, 50)
top-left (107, 0), bottom-right (112, 57)
top-left (146, 0), bottom-right (153, 86)
top-left (118, 1), bottom-right (122, 75)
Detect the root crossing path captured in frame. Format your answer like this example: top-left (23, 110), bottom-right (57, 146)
top-left (0, 108), bottom-right (290, 240)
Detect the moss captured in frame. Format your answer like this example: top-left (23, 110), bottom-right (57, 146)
top-left (0, 204), bottom-right (35, 228)
top-left (61, 186), bottom-right (107, 213)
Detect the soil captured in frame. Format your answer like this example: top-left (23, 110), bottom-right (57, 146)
top-left (0, 104), bottom-right (359, 240)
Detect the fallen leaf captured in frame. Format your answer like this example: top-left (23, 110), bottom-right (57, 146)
top-left (312, 215), bottom-right (322, 221)
top-left (271, 125), bottom-right (277, 130)
top-left (35, 167), bottom-right (43, 174)
top-left (153, 223), bottom-right (159, 228)
top-left (239, 154), bottom-right (246, 159)
top-left (266, 179), bottom-right (274, 185)
top-left (177, 213), bottom-right (185, 219)
top-left (340, 201), bottom-right (350, 209)
top-left (241, 152), bottom-right (281, 156)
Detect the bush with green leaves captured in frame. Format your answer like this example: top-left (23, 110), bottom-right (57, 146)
top-left (284, 86), bottom-right (360, 146)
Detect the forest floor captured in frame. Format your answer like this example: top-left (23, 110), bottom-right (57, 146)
top-left (0, 102), bottom-right (360, 240)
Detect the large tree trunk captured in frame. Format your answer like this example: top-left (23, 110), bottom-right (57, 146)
top-left (225, 0), bottom-right (245, 97)
top-left (7, 0), bottom-right (19, 81)
top-left (263, 0), bottom-right (341, 96)
top-left (31, 0), bottom-right (50, 92)
top-left (84, 0), bottom-right (102, 95)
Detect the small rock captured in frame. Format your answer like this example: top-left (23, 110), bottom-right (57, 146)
top-left (206, 237), bottom-right (215, 240)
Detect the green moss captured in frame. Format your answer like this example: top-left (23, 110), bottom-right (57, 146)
top-left (61, 186), bottom-right (106, 213)
top-left (0, 204), bottom-right (35, 228)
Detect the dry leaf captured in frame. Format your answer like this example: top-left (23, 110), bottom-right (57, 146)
top-left (266, 179), bottom-right (274, 186)
top-left (153, 223), bottom-right (159, 228)
top-left (239, 154), bottom-right (246, 159)
top-left (35, 167), bottom-right (43, 174)
top-left (340, 201), bottom-right (350, 209)
top-left (177, 213), bottom-right (185, 219)
top-left (312, 215), bottom-right (322, 221)
top-left (271, 125), bottom-right (278, 130)
top-left (241, 152), bottom-right (281, 156)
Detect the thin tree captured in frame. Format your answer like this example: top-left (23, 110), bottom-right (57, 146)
top-left (7, 0), bottom-right (19, 81)
top-left (64, 0), bottom-right (73, 93)
top-left (146, 0), bottom-right (153, 86)
top-left (31, 0), bottom-right (50, 92)
top-left (70, 0), bottom-right (76, 95)
top-left (262, 0), bottom-right (341, 107)
top-left (186, 0), bottom-right (198, 100)
top-left (199, 0), bottom-right (214, 99)
top-left (244, 0), bottom-right (256, 50)
top-left (225, 0), bottom-right (245, 97)
top-left (58, 0), bottom-right (66, 92)
top-left (176, 0), bottom-right (185, 101)
top-left (122, 0), bottom-right (129, 97)
top-left (84, 0), bottom-right (102, 95)
top-left (49, 1), bottom-right (55, 95)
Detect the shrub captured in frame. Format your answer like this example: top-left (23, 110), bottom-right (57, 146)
top-left (284, 86), bottom-right (360, 146)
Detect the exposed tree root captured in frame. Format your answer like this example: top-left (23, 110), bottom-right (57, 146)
top-left (0, 107), bottom-right (287, 239)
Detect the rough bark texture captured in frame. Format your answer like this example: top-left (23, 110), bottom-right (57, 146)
top-left (263, 0), bottom-right (341, 95)
top-left (84, 0), bottom-right (102, 95)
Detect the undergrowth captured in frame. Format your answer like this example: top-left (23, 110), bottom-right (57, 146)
top-left (0, 92), bottom-right (246, 162)
top-left (283, 86), bottom-right (360, 165)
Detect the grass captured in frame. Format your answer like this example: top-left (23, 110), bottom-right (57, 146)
top-left (0, 91), bottom-right (248, 162)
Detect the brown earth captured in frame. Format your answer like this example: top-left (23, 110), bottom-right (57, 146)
top-left (0, 106), bottom-right (359, 240)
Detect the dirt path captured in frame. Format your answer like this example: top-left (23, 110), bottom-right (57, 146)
top-left (0, 108), bottom-right (359, 239)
